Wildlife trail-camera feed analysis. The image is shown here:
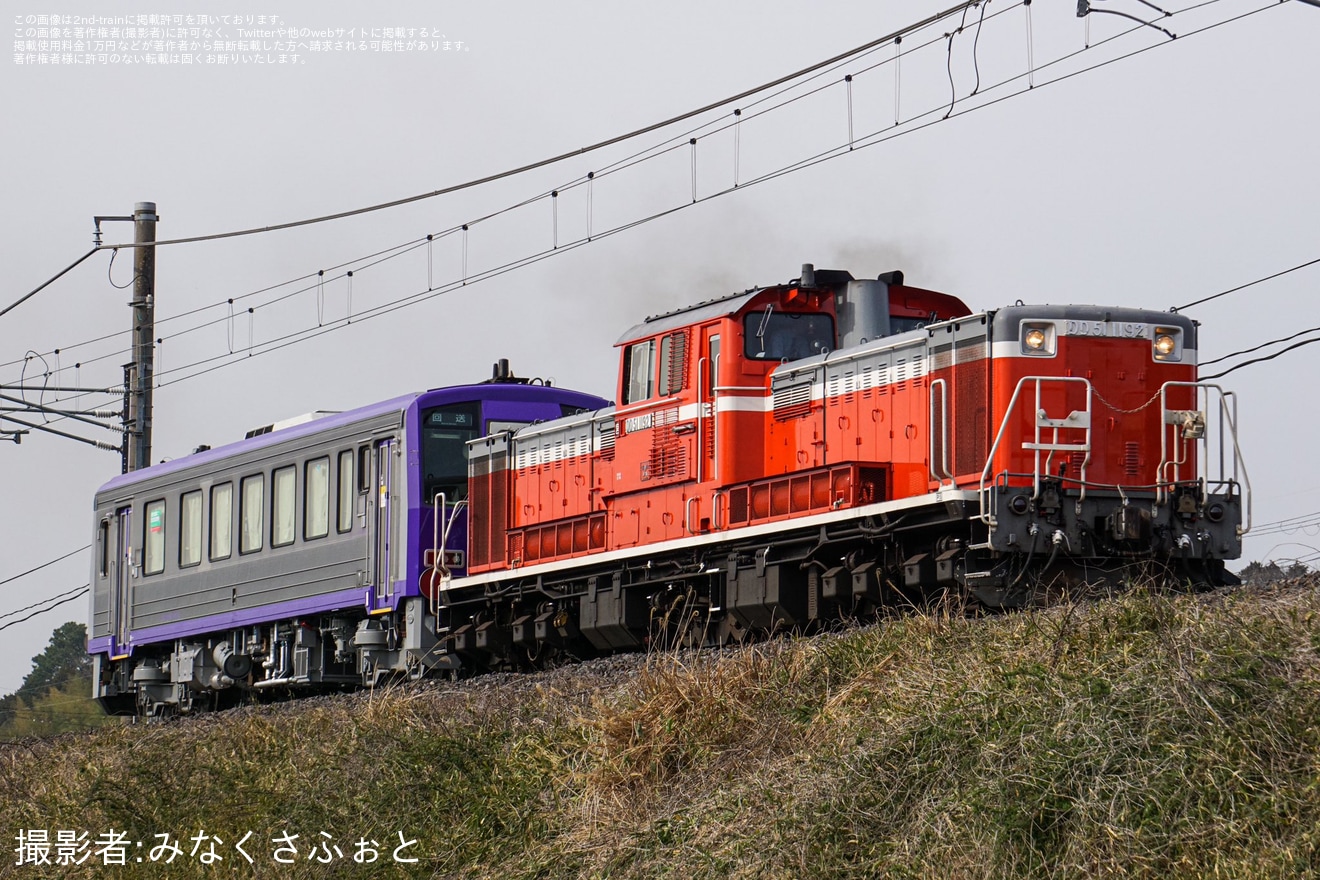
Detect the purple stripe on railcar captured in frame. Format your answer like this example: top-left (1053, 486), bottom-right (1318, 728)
top-left (88, 586), bottom-right (366, 658)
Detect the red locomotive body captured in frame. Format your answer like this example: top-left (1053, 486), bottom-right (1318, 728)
top-left (446, 266), bottom-right (1247, 665)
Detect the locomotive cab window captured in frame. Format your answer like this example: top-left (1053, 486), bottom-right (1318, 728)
top-left (745, 312), bottom-right (834, 361)
top-left (420, 402), bottom-right (481, 503)
top-left (623, 340), bottom-right (655, 403)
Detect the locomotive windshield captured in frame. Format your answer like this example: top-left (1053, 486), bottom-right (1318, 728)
top-left (420, 402), bottom-right (481, 503)
top-left (746, 311), bottom-right (835, 360)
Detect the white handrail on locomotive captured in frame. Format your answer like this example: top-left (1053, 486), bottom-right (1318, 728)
top-left (976, 377), bottom-right (1251, 536)
top-left (977, 375), bottom-right (1095, 530)
top-left (428, 491), bottom-right (468, 619)
top-left (928, 377), bottom-right (954, 486)
top-left (1156, 381), bottom-right (1252, 535)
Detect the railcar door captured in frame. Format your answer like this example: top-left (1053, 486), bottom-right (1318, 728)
top-left (112, 506), bottom-right (132, 655)
top-left (700, 330), bottom-right (720, 486)
top-left (367, 437), bottom-right (396, 613)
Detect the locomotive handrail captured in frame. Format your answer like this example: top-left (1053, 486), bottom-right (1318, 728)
top-left (430, 492), bottom-right (469, 616)
top-left (697, 355), bottom-right (710, 484)
top-left (978, 375), bottom-right (1093, 527)
top-left (929, 378), bottom-right (953, 486)
top-left (1156, 381), bottom-right (1252, 535)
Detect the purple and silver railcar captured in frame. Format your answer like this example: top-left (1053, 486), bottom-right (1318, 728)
top-left (88, 368), bottom-right (608, 715)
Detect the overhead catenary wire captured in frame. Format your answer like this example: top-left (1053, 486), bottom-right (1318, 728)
top-left (12, 0), bottom-right (1271, 398)
top-left (3, 0), bottom-right (1292, 403)
top-left (88, 0), bottom-right (994, 253)
top-left (143, 0), bottom-right (1279, 386)
top-left (0, 0), bottom-right (1179, 387)
top-left (1200, 336), bottom-right (1320, 381)
top-left (2, 0), bottom-right (1025, 386)
top-left (1173, 254), bottom-right (1320, 312)
top-left (0, 584), bottom-right (91, 624)
top-left (0, 545), bottom-right (89, 590)
top-left (1200, 323), bottom-right (1320, 367)
top-left (0, 588), bottom-right (89, 634)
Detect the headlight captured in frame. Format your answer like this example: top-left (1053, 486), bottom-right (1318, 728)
top-left (1020, 322), bottom-right (1056, 356)
top-left (1152, 327), bottom-right (1181, 361)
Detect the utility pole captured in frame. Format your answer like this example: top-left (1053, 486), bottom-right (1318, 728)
top-left (126, 201), bottom-right (156, 472)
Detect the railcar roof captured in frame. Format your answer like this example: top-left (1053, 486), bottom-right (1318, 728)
top-left (95, 391), bottom-right (423, 497)
top-left (95, 381), bottom-right (610, 497)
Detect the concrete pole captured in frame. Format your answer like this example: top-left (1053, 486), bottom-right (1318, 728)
top-left (129, 201), bottom-right (157, 472)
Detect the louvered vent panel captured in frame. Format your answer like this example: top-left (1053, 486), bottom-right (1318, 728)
top-left (773, 381), bottom-right (813, 421)
top-left (1124, 442), bottom-right (1141, 478)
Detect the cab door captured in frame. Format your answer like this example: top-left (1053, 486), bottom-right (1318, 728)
top-left (698, 327), bottom-right (720, 486)
top-left (366, 437), bottom-right (396, 613)
top-left (112, 506), bottom-right (133, 655)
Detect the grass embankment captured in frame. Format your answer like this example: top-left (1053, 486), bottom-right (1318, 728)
top-left (2, 581), bottom-right (1319, 879)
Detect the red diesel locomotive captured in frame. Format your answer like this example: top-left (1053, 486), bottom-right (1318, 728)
top-left (432, 265), bottom-right (1248, 666)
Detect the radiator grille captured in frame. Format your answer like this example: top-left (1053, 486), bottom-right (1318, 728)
top-left (773, 381), bottom-right (813, 421)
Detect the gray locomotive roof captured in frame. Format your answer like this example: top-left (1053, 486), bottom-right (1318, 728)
top-left (615, 288), bottom-right (765, 345)
top-left (989, 303), bottom-right (1197, 344)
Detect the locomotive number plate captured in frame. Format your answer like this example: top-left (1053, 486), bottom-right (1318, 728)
top-left (1063, 320), bottom-right (1148, 339)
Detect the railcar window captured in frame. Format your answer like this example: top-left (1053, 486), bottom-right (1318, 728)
top-left (240, 475), bottom-right (264, 554)
top-left (623, 340), bottom-right (655, 403)
top-left (420, 402), bottom-right (480, 503)
top-left (144, 499), bottom-right (165, 576)
top-left (306, 457), bottom-right (330, 540)
top-left (745, 312), bottom-right (835, 361)
top-left (180, 490), bottom-right (203, 568)
top-left (337, 449), bottom-right (354, 533)
top-left (358, 445), bottom-right (371, 494)
top-left (211, 483), bottom-right (233, 560)
top-left (272, 466), bottom-right (296, 548)
top-left (98, 520), bottom-right (109, 578)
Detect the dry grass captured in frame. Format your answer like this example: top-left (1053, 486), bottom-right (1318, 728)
top-left (3, 580), bottom-right (1320, 879)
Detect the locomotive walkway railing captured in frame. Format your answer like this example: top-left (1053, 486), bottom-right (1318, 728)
top-left (978, 375), bottom-right (1095, 527)
top-left (1156, 381), bottom-right (1251, 536)
top-left (976, 377), bottom-right (1252, 537)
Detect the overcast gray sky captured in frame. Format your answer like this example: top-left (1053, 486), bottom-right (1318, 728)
top-left (2, 0), bottom-right (1316, 696)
